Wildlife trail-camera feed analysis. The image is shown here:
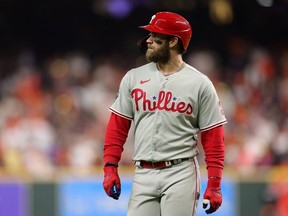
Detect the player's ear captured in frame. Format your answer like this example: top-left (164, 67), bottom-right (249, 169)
top-left (169, 37), bottom-right (179, 49)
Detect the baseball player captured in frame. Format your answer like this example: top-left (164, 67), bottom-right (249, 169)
top-left (103, 11), bottom-right (227, 216)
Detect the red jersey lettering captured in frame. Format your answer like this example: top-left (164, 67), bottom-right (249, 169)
top-left (131, 88), bottom-right (193, 115)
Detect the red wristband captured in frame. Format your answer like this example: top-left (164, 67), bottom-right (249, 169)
top-left (208, 176), bottom-right (221, 189)
top-left (208, 167), bottom-right (223, 179)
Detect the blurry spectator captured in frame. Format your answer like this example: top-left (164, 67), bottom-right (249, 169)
top-left (0, 65), bottom-right (56, 177)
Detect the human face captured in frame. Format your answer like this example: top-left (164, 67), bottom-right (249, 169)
top-left (145, 33), bottom-right (171, 64)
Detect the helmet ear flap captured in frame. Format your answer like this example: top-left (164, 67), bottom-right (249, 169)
top-left (137, 35), bottom-right (150, 53)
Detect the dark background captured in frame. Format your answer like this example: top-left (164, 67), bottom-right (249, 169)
top-left (0, 0), bottom-right (287, 62)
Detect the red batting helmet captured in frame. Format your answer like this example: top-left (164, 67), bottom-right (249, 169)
top-left (139, 11), bottom-right (192, 51)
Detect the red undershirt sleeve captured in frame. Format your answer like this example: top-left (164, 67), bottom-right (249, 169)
top-left (103, 112), bottom-right (132, 165)
top-left (201, 125), bottom-right (225, 178)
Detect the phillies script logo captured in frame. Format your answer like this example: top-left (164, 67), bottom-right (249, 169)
top-left (131, 88), bottom-right (193, 115)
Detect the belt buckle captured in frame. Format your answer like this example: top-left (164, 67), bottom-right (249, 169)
top-left (165, 161), bottom-right (172, 167)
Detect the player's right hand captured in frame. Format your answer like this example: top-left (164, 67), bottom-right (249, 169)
top-left (103, 165), bottom-right (121, 200)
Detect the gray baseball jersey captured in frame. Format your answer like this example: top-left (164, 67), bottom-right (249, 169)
top-left (110, 62), bottom-right (227, 162)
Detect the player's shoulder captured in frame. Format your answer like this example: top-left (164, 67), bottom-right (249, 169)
top-left (120, 62), bottom-right (155, 84)
top-left (129, 62), bottom-right (155, 73)
top-left (123, 62), bottom-right (155, 77)
top-left (183, 63), bottom-right (211, 82)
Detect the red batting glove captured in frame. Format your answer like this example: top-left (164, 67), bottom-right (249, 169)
top-left (203, 177), bottom-right (222, 214)
top-left (103, 163), bottom-right (121, 200)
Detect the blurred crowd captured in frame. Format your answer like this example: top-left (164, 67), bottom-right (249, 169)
top-left (0, 35), bottom-right (287, 179)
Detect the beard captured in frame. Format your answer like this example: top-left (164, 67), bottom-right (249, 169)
top-left (145, 43), bottom-right (170, 64)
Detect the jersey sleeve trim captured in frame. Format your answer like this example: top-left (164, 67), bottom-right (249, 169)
top-left (109, 107), bottom-right (133, 120)
top-left (200, 120), bottom-right (228, 132)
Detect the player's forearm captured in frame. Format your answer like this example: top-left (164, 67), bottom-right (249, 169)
top-left (201, 125), bottom-right (225, 178)
top-left (104, 112), bottom-right (131, 164)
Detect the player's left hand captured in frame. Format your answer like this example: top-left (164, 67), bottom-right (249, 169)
top-left (202, 177), bottom-right (222, 214)
top-left (103, 165), bottom-right (121, 200)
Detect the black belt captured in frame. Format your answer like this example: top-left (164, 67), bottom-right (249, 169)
top-left (137, 158), bottom-right (191, 169)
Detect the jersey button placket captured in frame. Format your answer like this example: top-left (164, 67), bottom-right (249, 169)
top-left (151, 111), bottom-right (161, 160)
top-left (155, 112), bottom-right (161, 134)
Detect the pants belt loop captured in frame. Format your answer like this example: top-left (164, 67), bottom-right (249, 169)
top-left (135, 161), bottom-right (142, 168)
top-left (165, 161), bottom-right (172, 167)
